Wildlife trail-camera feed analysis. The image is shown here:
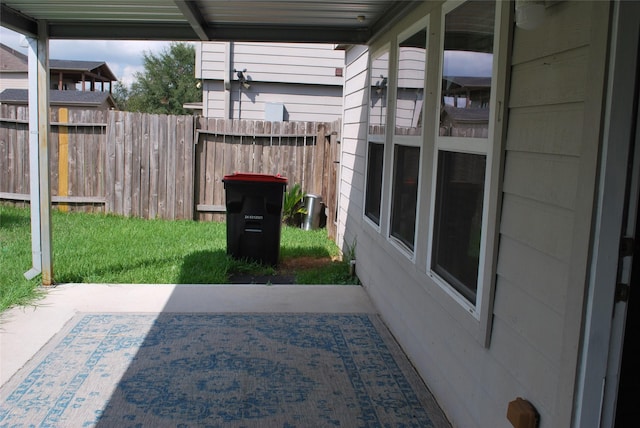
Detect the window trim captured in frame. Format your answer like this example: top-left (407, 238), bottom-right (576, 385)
top-left (386, 17), bottom-right (429, 258)
top-left (425, 0), bottom-right (510, 342)
top-left (388, 143), bottom-right (422, 257)
top-left (393, 16), bottom-right (429, 145)
top-left (364, 44), bottom-right (391, 231)
top-left (364, 141), bottom-right (386, 228)
top-left (361, 0), bottom-right (510, 346)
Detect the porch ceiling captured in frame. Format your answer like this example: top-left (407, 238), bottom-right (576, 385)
top-left (0, 0), bottom-right (422, 44)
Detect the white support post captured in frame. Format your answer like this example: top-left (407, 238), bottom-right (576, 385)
top-left (23, 36), bottom-right (41, 280)
top-left (36, 21), bottom-right (54, 285)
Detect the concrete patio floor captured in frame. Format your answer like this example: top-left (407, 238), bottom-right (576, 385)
top-left (0, 283), bottom-right (377, 386)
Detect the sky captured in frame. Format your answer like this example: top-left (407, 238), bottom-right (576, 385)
top-left (0, 26), bottom-right (172, 87)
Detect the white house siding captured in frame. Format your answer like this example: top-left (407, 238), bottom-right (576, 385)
top-left (196, 42), bottom-right (344, 121)
top-left (338, 1), bottom-right (609, 427)
top-left (232, 83), bottom-right (342, 122)
top-left (0, 73), bottom-right (28, 91)
top-left (338, 44), bottom-right (369, 249)
top-left (231, 43), bottom-right (344, 86)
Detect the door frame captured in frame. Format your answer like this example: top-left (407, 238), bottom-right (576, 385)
top-left (573, 2), bottom-right (640, 427)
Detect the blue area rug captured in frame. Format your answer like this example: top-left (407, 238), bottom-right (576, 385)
top-left (0, 313), bottom-right (449, 427)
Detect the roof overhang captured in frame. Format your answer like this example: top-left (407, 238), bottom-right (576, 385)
top-left (1, 1), bottom-right (423, 44)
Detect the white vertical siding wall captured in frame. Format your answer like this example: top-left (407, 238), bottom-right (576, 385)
top-left (338, 1), bottom-right (610, 427)
top-left (197, 42), bottom-right (344, 121)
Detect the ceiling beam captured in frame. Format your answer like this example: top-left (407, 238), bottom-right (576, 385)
top-left (47, 22), bottom-right (199, 40)
top-left (174, 0), bottom-right (209, 41)
top-left (205, 24), bottom-right (371, 44)
top-left (0, 3), bottom-right (38, 37)
top-left (40, 21), bottom-right (371, 44)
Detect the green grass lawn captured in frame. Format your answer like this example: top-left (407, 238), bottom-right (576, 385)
top-left (0, 204), bottom-right (356, 312)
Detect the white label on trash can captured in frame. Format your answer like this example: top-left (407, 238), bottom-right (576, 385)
top-left (245, 215), bottom-right (264, 220)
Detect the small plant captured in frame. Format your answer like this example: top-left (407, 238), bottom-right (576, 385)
top-left (344, 236), bottom-right (357, 264)
top-left (344, 236), bottom-right (357, 278)
top-left (282, 183), bottom-right (307, 226)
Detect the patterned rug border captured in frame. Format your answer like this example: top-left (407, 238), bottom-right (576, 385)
top-left (1, 312), bottom-right (450, 427)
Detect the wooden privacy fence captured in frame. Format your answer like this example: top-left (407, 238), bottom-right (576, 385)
top-left (0, 105), bottom-right (341, 236)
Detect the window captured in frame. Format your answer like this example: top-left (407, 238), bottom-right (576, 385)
top-left (369, 51), bottom-right (389, 136)
top-left (432, 151), bottom-right (486, 301)
top-left (390, 145), bottom-right (420, 250)
top-left (365, 49), bottom-right (390, 225)
top-left (430, 0), bottom-right (496, 305)
top-left (389, 24), bottom-right (427, 252)
top-left (395, 28), bottom-right (427, 136)
top-left (365, 142), bottom-right (385, 224)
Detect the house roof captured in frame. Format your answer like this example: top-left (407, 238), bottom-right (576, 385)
top-left (0, 88), bottom-right (116, 108)
top-left (441, 104), bottom-right (489, 123)
top-left (50, 60), bottom-right (117, 82)
top-left (443, 76), bottom-right (492, 90)
top-left (1, 43), bottom-right (117, 81)
top-left (1, 1), bottom-right (422, 44)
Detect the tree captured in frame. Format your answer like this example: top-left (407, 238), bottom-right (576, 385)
top-left (111, 80), bottom-right (130, 111)
top-left (126, 42), bottom-right (200, 115)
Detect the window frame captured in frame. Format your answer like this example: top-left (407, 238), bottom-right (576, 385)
top-left (361, 0), bottom-right (510, 346)
top-left (364, 45), bottom-right (391, 230)
top-left (387, 18), bottom-right (429, 258)
top-left (426, 0), bottom-right (508, 331)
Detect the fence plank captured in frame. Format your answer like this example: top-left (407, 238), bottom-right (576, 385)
top-left (15, 107), bottom-right (26, 197)
top-left (105, 111), bottom-right (116, 212)
top-left (130, 112), bottom-right (142, 217)
top-left (148, 113), bottom-right (160, 219)
top-left (183, 116), bottom-right (195, 220)
top-left (114, 111), bottom-right (125, 215)
top-left (140, 113), bottom-right (150, 219)
top-left (6, 106), bottom-right (17, 201)
top-left (157, 115), bottom-right (168, 219)
top-left (198, 118), bottom-right (211, 221)
top-left (81, 110), bottom-right (93, 212)
top-left (0, 106), bottom-right (8, 193)
top-left (174, 115), bottom-right (185, 219)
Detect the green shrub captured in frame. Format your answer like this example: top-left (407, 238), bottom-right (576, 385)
top-left (282, 183), bottom-right (307, 226)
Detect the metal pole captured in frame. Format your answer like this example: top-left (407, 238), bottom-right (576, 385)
top-left (23, 36), bottom-right (41, 280)
top-left (36, 21), bottom-right (54, 285)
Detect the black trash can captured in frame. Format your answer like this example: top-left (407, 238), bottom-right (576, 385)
top-left (223, 173), bottom-right (288, 266)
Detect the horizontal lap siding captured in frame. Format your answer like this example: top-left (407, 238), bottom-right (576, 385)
top-left (233, 43), bottom-right (344, 86)
top-left (199, 42), bottom-right (344, 122)
top-left (228, 83), bottom-right (343, 122)
top-left (338, 45), bottom-right (368, 250)
top-left (494, 1), bottom-right (605, 426)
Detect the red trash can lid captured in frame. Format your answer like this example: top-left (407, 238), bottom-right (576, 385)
top-left (222, 172), bottom-right (288, 184)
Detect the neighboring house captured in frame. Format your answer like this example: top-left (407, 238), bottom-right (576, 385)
top-left (0, 42), bottom-right (116, 108)
top-left (195, 42), bottom-right (344, 122)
